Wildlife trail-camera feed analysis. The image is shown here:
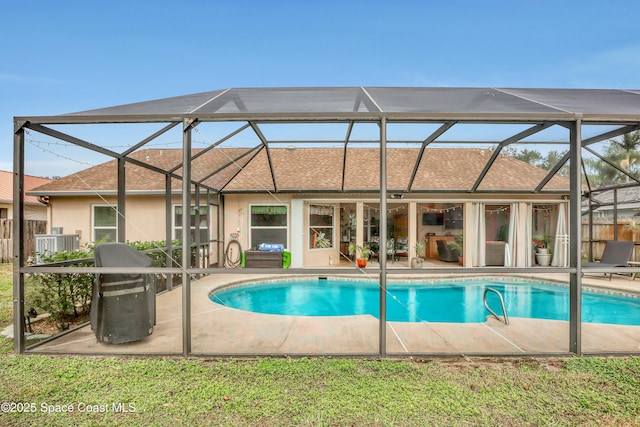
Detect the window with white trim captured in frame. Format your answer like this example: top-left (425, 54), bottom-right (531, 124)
top-left (249, 205), bottom-right (288, 248)
top-left (93, 205), bottom-right (117, 243)
top-left (309, 204), bottom-right (334, 249)
top-left (174, 205), bottom-right (210, 243)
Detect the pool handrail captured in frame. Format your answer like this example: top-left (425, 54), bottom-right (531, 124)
top-left (483, 287), bottom-right (510, 325)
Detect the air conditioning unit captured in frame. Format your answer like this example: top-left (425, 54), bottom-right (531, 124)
top-left (35, 234), bottom-right (80, 263)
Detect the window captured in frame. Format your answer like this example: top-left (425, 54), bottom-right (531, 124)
top-left (174, 205), bottom-right (210, 243)
top-left (250, 205), bottom-right (288, 248)
top-left (309, 204), bottom-right (334, 249)
top-left (93, 205), bottom-right (117, 242)
top-left (0, 208), bottom-right (7, 219)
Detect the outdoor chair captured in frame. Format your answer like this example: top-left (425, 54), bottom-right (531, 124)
top-left (437, 239), bottom-right (458, 262)
top-left (582, 240), bottom-right (635, 280)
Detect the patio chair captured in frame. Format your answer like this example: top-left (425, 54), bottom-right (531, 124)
top-left (437, 239), bottom-right (459, 262)
top-left (582, 240), bottom-right (635, 280)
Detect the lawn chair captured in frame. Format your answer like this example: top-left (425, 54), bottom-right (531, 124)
top-left (582, 240), bottom-right (635, 280)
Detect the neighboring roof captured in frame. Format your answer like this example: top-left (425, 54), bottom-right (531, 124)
top-left (0, 170), bottom-right (52, 205)
top-left (584, 185), bottom-right (640, 211)
top-left (17, 87), bottom-right (640, 123)
top-left (28, 148), bottom-right (569, 196)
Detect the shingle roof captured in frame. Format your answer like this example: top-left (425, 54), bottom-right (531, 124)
top-left (28, 148), bottom-right (568, 195)
top-left (0, 170), bottom-right (52, 205)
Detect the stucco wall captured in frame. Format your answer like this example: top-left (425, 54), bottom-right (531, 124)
top-left (49, 195), bottom-right (209, 249)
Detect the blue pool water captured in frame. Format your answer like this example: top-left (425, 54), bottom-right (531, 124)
top-left (210, 278), bottom-right (640, 325)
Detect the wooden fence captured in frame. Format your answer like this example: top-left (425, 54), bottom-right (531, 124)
top-left (582, 221), bottom-right (640, 262)
top-left (0, 219), bottom-right (47, 263)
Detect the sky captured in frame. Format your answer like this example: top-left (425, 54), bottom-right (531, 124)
top-left (2, 0), bottom-right (640, 177)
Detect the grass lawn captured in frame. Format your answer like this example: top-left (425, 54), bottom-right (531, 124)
top-left (0, 263), bottom-right (12, 326)
top-left (1, 264), bottom-right (639, 426)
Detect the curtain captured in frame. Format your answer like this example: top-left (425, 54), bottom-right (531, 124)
top-left (552, 203), bottom-right (569, 267)
top-left (524, 203), bottom-right (533, 267)
top-left (506, 203), bottom-right (518, 267)
top-left (471, 203), bottom-right (486, 266)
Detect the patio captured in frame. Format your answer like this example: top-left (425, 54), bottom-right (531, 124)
top-left (31, 271), bottom-right (640, 356)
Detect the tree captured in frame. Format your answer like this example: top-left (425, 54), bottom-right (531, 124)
top-left (583, 133), bottom-right (640, 187)
top-left (502, 146), bottom-right (569, 176)
top-left (611, 130), bottom-right (640, 182)
top-left (502, 147), bottom-right (543, 166)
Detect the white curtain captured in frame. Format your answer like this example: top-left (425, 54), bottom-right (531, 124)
top-left (506, 203), bottom-right (518, 267)
top-left (524, 204), bottom-right (533, 267)
top-left (552, 203), bottom-right (569, 267)
top-left (471, 203), bottom-right (486, 266)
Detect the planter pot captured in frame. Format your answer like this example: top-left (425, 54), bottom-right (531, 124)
top-left (536, 247), bottom-right (548, 255)
top-left (458, 256), bottom-right (463, 266)
top-left (411, 257), bottom-right (424, 269)
top-left (536, 253), bottom-right (552, 266)
top-left (356, 258), bottom-right (368, 268)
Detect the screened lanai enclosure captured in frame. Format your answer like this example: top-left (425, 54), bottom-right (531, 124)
top-left (13, 87), bottom-right (640, 357)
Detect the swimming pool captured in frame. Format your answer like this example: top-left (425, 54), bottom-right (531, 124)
top-left (210, 278), bottom-right (640, 325)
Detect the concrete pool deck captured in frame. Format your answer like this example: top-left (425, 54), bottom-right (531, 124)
top-left (30, 272), bottom-right (640, 356)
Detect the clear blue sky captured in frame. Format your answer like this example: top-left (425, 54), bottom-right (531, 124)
top-left (2, 0), bottom-right (640, 176)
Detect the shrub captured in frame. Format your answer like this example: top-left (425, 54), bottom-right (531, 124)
top-left (28, 240), bottom-right (198, 328)
top-left (28, 250), bottom-right (94, 329)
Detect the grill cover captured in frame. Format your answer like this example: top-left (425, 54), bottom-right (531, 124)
top-left (90, 243), bottom-right (156, 344)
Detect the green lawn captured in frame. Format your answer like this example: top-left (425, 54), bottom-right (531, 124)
top-left (0, 263), bottom-right (12, 326)
top-left (0, 264), bottom-right (639, 426)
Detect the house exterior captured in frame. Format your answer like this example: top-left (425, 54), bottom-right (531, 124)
top-left (0, 170), bottom-right (51, 221)
top-left (28, 147), bottom-right (570, 268)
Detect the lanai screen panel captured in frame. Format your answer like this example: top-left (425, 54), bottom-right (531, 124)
top-left (500, 88), bottom-right (640, 117)
top-left (365, 87), bottom-right (567, 115)
top-left (64, 90), bottom-right (229, 117)
top-left (194, 87), bottom-right (381, 115)
top-left (53, 87), bottom-right (640, 121)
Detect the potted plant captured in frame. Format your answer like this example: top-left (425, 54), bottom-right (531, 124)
top-left (411, 240), bottom-right (424, 269)
top-left (534, 235), bottom-right (552, 266)
top-left (349, 243), bottom-right (373, 268)
top-left (534, 234), bottom-right (551, 254)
